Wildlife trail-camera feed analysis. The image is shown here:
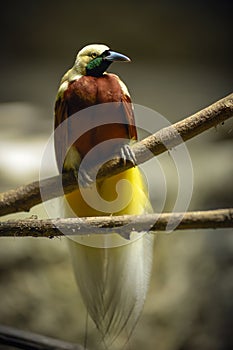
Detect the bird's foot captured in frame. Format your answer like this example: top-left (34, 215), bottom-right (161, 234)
top-left (73, 167), bottom-right (94, 188)
top-left (118, 231), bottom-right (131, 240)
top-left (120, 144), bottom-right (137, 166)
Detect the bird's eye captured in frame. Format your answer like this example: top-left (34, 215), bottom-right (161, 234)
top-left (91, 52), bottom-right (97, 59)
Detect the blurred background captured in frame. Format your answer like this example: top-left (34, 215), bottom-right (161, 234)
top-left (0, 0), bottom-right (232, 349)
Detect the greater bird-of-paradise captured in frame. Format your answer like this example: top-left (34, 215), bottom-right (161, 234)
top-left (54, 44), bottom-right (154, 348)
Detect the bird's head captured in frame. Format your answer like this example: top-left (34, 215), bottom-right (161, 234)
top-left (74, 44), bottom-right (131, 77)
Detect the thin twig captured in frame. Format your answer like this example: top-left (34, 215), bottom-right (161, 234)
top-left (0, 324), bottom-right (85, 350)
top-left (0, 209), bottom-right (232, 237)
top-left (0, 93), bottom-right (232, 217)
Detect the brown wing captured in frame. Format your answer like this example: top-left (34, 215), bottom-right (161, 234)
top-left (107, 73), bottom-right (137, 142)
top-left (121, 93), bottom-right (138, 141)
top-left (96, 73), bottom-right (137, 142)
top-left (54, 96), bottom-right (69, 173)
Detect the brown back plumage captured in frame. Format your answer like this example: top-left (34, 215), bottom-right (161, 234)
top-left (54, 74), bottom-right (137, 172)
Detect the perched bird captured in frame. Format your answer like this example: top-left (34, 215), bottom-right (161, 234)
top-left (54, 44), bottom-right (154, 348)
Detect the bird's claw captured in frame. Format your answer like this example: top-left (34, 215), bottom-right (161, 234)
top-left (120, 144), bottom-right (137, 166)
top-left (74, 167), bottom-right (94, 188)
top-left (118, 231), bottom-right (131, 240)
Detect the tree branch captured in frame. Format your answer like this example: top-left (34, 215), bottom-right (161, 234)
top-left (0, 324), bottom-right (85, 350)
top-left (0, 209), bottom-right (232, 237)
top-left (0, 93), bottom-right (232, 217)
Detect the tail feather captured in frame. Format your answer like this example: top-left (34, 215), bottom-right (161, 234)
top-left (67, 233), bottom-right (154, 347)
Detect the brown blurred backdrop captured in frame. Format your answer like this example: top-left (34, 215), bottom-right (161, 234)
top-left (0, 1), bottom-right (232, 349)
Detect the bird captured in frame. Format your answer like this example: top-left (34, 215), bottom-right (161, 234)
top-left (54, 44), bottom-right (154, 348)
